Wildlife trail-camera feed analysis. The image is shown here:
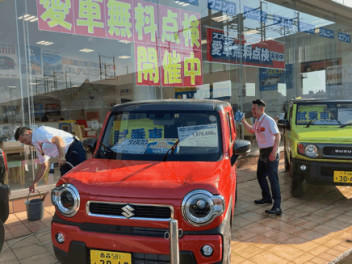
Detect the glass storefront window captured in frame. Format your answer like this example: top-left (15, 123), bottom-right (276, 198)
top-left (0, 0), bottom-right (351, 193)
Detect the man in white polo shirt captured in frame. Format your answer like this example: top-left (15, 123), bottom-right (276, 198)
top-left (15, 126), bottom-right (86, 193)
top-left (240, 99), bottom-right (282, 215)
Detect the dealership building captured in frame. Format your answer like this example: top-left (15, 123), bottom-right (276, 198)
top-left (0, 0), bottom-right (351, 194)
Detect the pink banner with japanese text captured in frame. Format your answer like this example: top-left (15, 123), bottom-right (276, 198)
top-left (206, 28), bottom-right (285, 69)
top-left (36, 0), bottom-right (202, 86)
top-left (134, 44), bottom-right (161, 86)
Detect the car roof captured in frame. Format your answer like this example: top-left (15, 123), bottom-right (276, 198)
top-left (291, 99), bottom-right (352, 104)
top-left (111, 99), bottom-right (231, 112)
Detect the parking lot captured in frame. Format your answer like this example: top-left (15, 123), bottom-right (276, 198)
top-left (1, 154), bottom-right (352, 263)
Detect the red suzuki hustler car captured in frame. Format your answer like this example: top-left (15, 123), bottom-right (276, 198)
top-left (51, 99), bottom-right (250, 264)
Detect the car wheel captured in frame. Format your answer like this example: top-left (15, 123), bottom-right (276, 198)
top-left (289, 159), bottom-right (304, 197)
top-left (232, 196), bottom-right (236, 228)
top-left (290, 169), bottom-right (303, 198)
top-left (235, 178), bottom-right (238, 203)
top-left (0, 220), bottom-right (4, 253)
top-left (0, 199), bottom-right (9, 224)
top-left (284, 151), bottom-right (289, 171)
top-left (222, 214), bottom-right (232, 264)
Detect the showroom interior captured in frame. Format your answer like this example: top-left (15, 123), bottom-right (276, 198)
top-left (0, 0), bottom-right (351, 195)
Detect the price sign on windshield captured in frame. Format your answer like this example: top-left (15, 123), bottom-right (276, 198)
top-left (178, 124), bottom-right (218, 147)
top-left (112, 139), bottom-right (148, 154)
top-left (192, 130), bottom-right (216, 137)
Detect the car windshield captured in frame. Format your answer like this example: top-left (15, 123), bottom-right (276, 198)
top-left (98, 110), bottom-right (223, 161)
top-left (296, 102), bottom-right (352, 126)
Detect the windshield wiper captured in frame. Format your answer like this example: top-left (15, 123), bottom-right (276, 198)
top-left (163, 140), bottom-right (180, 161)
top-left (339, 122), bottom-right (352, 128)
top-left (305, 120), bottom-right (313, 128)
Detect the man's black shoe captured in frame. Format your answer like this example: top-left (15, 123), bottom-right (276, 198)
top-left (265, 208), bottom-right (282, 216)
top-left (254, 199), bottom-right (272, 204)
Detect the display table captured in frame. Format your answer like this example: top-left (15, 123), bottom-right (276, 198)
top-left (1, 141), bottom-right (25, 155)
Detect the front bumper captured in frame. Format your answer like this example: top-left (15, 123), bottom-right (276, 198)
top-left (292, 158), bottom-right (352, 185)
top-left (51, 215), bottom-right (223, 264)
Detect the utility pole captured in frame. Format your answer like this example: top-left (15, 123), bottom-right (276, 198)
top-left (99, 54), bottom-right (117, 80)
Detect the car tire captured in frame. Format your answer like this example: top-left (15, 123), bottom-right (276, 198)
top-left (232, 196), bottom-right (236, 228)
top-left (0, 220), bottom-right (4, 253)
top-left (0, 184), bottom-right (9, 224)
top-left (291, 174), bottom-right (304, 198)
top-left (289, 159), bottom-right (304, 197)
top-left (0, 200), bottom-right (9, 224)
top-left (284, 151), bottom-right (289, 171)
top-left (235, 178), bottom-right (238, 203)
top-left (222, 217), bottom-right (232, 264)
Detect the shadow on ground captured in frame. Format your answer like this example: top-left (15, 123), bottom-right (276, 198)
top-left (235, 159), bottom-right (352, 244)
top-left (231, 157), bottom-right (352, 263)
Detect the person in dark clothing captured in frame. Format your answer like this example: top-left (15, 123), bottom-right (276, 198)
top-left (240, 99), bottom-right (282, 215)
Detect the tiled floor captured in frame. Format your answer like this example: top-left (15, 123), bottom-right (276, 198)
top-left (232, 158), bottom-right (352, 264)
top-left (1, 206), bottom-right (56, 264)
top-left (1, 154), bottom-right (352, 264)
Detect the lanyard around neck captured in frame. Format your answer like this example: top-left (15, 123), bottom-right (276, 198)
top-left (256, 115), bottom-right (265, 132)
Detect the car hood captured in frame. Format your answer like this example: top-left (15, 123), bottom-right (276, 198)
top-left (294, 126), bottom-right (352, 143)
top-left (60, 158), bottom-right (229, 199)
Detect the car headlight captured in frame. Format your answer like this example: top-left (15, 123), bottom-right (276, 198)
top-left (51, 184), bottom-right (80, 217)
top-left (182, 190), bottom-right (224, 226)
top-left (297, 143), bottom-right (319, 158)
top-left (304, 144), bottom-right (318, 158)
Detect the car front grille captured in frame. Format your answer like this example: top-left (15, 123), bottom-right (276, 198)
top-left (323, 146), bottom-right (352, 158)
top-left (87, 201), bottom-right (173, 221)
top-left (81, 222), bottom-right (168, 237)
top-left (321, 145), bottom-right (352, 159)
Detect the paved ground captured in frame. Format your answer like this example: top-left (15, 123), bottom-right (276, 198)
top-left (232, 158), bottom-right (352, 264)
top-left (1, 155), bottom-right (352, 264)
top-left (336, 253), bottom-right (352, 264)
top-left (1, 207), bottom-right (55, 264)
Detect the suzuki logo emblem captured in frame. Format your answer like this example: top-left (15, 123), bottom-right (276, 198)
top-left (121, 205), bottom-right (135, 219)
top-left (335, 149), bottom-right (352, 154)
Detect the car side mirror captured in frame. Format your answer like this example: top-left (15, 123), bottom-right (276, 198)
top-left (231, 139), bottom-right (251, 165)
top-left (83, 138), bottom-right (97, 156)
top-left (234, 139), bottom-right (251, 155)
top-left (278, 119), bottom-right (290, 130)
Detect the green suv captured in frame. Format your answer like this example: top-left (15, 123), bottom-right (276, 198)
top-left (280, 99), bottom-right (352, 197)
